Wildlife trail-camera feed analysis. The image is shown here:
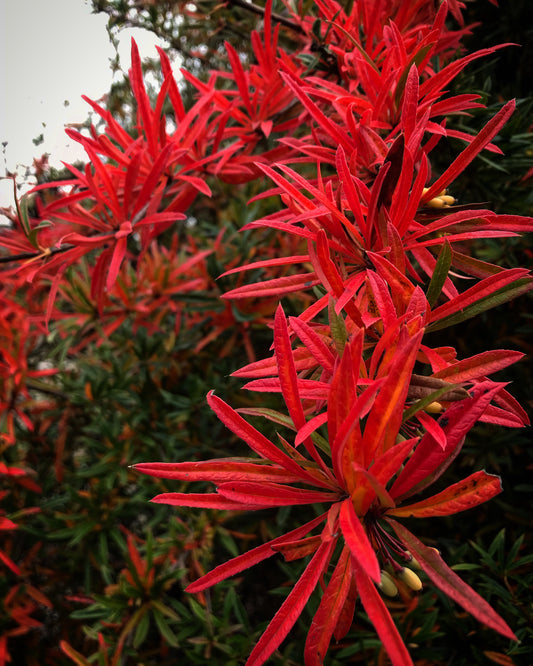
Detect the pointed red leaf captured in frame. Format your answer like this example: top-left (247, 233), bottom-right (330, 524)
top-left (134, 460), bottom-right (306, 484)
top-left (353, 562), bottom-right (413, 666)
top-left (207, 392), bottom-right (332, 489)
top-left (151, 492), bottom-right (265, 510)
top-left (390, 381), bottom-right (506, 499)
top-left (339, 498), bottom-right (380, 583)
top-left (246, 538), bottom-right (336, 666)
top-left (186, 513), bottom-right (327, 593)
top-left (422, 100), bottom-right (516, 202)
top-left (388, 520), bottom-right (516, 640)
top-left (217, 481), bottom-right (339, 507)
top-left (288, 316), bottom-right (335, 374)
top-left (389, 470), bottom-right (502, 518)
top-left (433, 350), bottom-right (524, 384)
top-left (222, 273), bottom-right (320, 299)
top-left (362, 329), bottom-right (423, 462)
top-left (271, 535), bottom-right (322, 562)
top-left (274, 304), bottom-right (306, 429)
top-left (304, 545), bottom-right (353, 666)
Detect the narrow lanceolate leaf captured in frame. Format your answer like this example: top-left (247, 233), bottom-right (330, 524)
top-left (133, 460), bottom-right (306, 484)
top-left (339, 499), bottom-right (380, 584)
top-left (151, 492), bottom-right (266, 510)
top-left (288, 316), bottom-right (335, 374)
top-left (425, 240), bottom-right (452, 307)
top-left (186, 513), bottom-right (327, 593)
top-left (433, 350), bottom-right (525, 384)
top-left (222, 272), bottom-right (320, 299)
top-left (246, 539), bottom-right (336, 666)
top-left (402, 382), bottom-right (464, 424)
top-left (217, 481), bottom-right (340, 507)
top-left (422, 100), bottom-right (516, 202)
top-left (59, 642), bottom-right (91, 666)
top-left (274, 304), bottom-right (306, 430)
top-left (428, 270), bottom-right (533, 332)
top-left (389, 471), bottom-right (502, 518)
top-left (207, 392), bottom-right (332, 489)
top-left (304, 545), bottom-right (353, 666)
top-left (353, 563), bottom-right (413, 666)
top-left (362, 329), bottom-right (423, 462)
top-left (390, 381), bottom-right (505, 500)
top-left (271, 535), bottom-right (322, 562)
top-left (388, 520), bottom-right (517, 640)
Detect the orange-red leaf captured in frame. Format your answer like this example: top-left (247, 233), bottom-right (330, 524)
top-left (389, 470), bottom-right (502, 518)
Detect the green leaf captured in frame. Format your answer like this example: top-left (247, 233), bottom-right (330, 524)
top-left (402, 383), bottom-right (461, 422)
top-left (426, 240), bottom-right (452, 307)
top-left (133, 608), bottom-right (151, 649)
top-left (427, 277), bottom-right (533, 332)
top-left (152, 608), bottom-right (180, 647)
top-left (328, 298), bottom-right (347, 357)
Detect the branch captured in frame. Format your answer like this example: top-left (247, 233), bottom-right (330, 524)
top-left (226, 0), bottom-right (306, 35)
top-left (0, 244), bottom-right (73, 265)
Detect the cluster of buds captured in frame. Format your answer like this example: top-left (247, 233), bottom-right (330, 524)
top-left (377, 549), bottom-right (442, 597)
top-left (422, 187), bottom-right (457, 208)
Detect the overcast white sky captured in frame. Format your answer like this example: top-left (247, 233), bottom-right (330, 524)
top-left (0, 0), bottom-right (170, 210)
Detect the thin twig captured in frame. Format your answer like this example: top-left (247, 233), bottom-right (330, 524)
top-left (0, 244), bottom-right (74, 265)
top-left (226, 0), bottom-right (306, 35)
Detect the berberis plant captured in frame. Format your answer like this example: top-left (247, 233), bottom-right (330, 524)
top-left (1, 0), bottom-right (532, 664)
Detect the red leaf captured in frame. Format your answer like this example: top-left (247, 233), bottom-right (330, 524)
top-left (339, 499), bottom-right (380, 583)
top-left (304, 545), bottom-right (353, 666)
top-left (401, 64), bottom-right (419, 145)
top-left (389, 470), bottom-right (502, 518)
top-left (429, 268), bottom-right (531, 325)
top-left (271, 535), bottom-right (322, 561)
top-left (246, 538), bottom-right (336, 666)
top-left (362, 329), bottom-right (423, 462)
top-left (388, 520), bottom-right (517, 640)
top-left (222, 273), bottom-right (320, 299)
top-left (288, 316), bottom-right (335, 374)
top-left (274, 304), bottom-right (305, 430)
top-left (422, 100), bottom-right (515, 201)
top-left (217, 481), bottom-right (340, 507)
top-left (207, 391), bottom-right (331, 488)
top-left (186, 513), bottom-right (327, 593)
top-left (280, 71), bottom-right (353, 151)
top-left (433, 350), bottom-right (524, 384)
top-left (353, 563), bottom-right (413, 666)
top-left (151, 492), bottom-right (265, 510)
top-left (390, 381), bottom-right (506, 499)
top-left (134, 460), bottom-right (306, 484)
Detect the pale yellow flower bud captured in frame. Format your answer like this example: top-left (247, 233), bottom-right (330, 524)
top-left (406, 552), bottom-right (422, 570)
top-left (398, 567), bottom-right (423, 591)
top-left (378, 570), bottom-right (398, 597)
top-left (440, 194), bottom-right (456, 205)
top-left (421, 188), bottom-right (455, 209)
top-left (426, 197), bottom-right (447, 208)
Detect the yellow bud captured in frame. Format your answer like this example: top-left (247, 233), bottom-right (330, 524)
top-left (378, 570), bottom-right (398, 597)
top-left (398, 567), bottom-right (423, 591)
top-left (406, 552), bottom-right (422, 570)
top-left (424, 401), bottom-right (444, 414)
top-left (440, 194), bottom-right (456, 205)
top-left (426, 197), bottom-right (446, 209)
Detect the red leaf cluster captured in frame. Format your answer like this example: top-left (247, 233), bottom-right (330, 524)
top-left (1, 0), bottom-right (531, 664)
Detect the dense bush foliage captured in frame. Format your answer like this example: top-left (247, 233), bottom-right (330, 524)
top-left (1, 1), bottom-right (532, 665)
